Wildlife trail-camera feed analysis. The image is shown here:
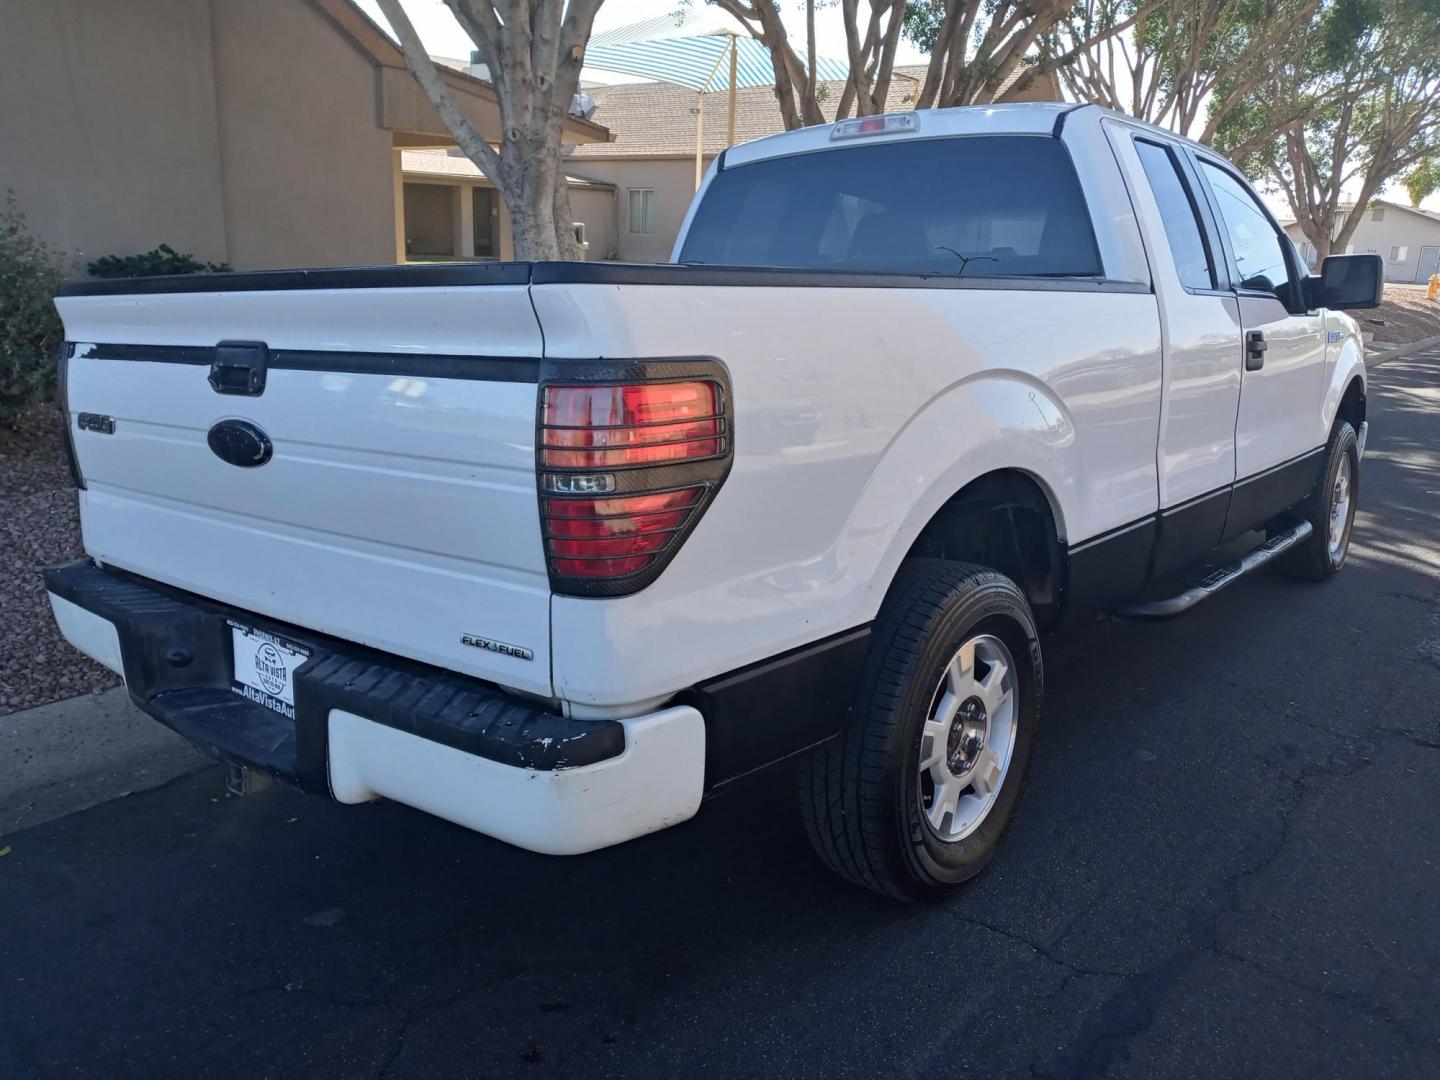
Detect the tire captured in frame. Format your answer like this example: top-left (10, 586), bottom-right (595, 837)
top-left (1274, 420), bottom-right (1359, 581)
top-left (798, 559), bottom-right (1042, 900)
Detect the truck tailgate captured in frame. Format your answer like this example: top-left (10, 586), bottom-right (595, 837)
top-left (55, 280), bottom-right (552, 697)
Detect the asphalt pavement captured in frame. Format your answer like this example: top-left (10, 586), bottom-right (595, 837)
top-left (3, 347), bottom-right (1438, 1079)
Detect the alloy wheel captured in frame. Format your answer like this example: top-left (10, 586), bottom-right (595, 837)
top-left (917, 633), bottom-right (1018, 842)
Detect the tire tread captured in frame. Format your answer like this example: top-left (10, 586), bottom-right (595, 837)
top-left (799, 559), bottom-right (1031, 899)
top-left (1274, 419), bottom-right (1357, 581)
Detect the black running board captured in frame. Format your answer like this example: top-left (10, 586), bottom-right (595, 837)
top-left (1112, 520), bottom-right (1314, 621)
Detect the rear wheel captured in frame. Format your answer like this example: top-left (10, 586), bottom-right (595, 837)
top-left (798, 560), bottom-right (1042, 900)
top-left (1274, 420), bottom-right (1359, 581)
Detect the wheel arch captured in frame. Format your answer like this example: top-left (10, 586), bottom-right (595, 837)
top-left (902, 469), bottom-right (1066, 629)
top-left (1322, 328), bottom-right (1367, 438)
top-left (1336, 373), bottom-right (1366, 431)
top-left (844, 374), bottom-right (1089, 634)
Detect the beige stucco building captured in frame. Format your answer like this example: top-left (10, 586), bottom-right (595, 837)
top-left (1282, 200), bottom-right (1440, 284)
top-left (0, 0), bottom-right (607, 271)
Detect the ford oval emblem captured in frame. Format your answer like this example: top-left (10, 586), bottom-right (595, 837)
top-left (207, 419), bottom-right (273, 467)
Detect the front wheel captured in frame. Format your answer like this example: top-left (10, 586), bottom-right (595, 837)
top-left (798, 560), bottom-right (1042, 900)
top-left (1274, 420), bottom-right (1359, 581)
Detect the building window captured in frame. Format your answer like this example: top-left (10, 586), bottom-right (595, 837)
top-left (1371, 206), bottom-right (1385, 221)
top-left (1391, 245), bottom-right (1408, 262)
top-left (628, 188), bottom-right (655, 234)
top-left (473, 187), bottom-right (498, 258)
top-left (403, 183), bottom-right (456, 258)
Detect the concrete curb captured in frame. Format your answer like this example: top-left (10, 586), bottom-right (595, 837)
top-left (1368, 332), bottom-right (1440, 367)
top-left (1, 687), bottom-right (214, 836)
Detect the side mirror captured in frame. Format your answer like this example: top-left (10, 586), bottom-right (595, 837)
top-left (1305, 254), bottom-right (1384, 310)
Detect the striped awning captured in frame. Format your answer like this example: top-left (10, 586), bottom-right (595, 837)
top-left (584, 33), bottom-right (848, 92)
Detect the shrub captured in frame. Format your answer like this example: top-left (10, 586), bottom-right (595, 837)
top-left (87, 244), bottom-right (229, 279)
top-left (0, 191), bottom-right (65, 424)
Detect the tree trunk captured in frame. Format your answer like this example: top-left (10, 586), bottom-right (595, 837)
top-left (552, 171), bottom-right (580, 261)
top-left (504, 158), bottom-right (562, 261)
top-left (377, 0), bottom-right (601, 263)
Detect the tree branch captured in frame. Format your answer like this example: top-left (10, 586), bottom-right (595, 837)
top-left (375, 0), bottom-right (504, 184)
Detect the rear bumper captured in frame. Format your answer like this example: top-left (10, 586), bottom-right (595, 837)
top-left (44, 560), bottom-right (704, 855)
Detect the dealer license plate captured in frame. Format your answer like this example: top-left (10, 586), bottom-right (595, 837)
top-left (228, 620), bottom-right (310, 719)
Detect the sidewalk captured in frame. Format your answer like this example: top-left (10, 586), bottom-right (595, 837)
top-left (1369, 331), bottom-right (1440, 366)
top-left (0, 687), bottom-right (211, 835)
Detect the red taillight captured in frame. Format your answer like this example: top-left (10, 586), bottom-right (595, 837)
top-left (552, 554), bottom-right (653, 577)
top-left (545, 489), bottom-right (699, 537)
top-left (540, 382), bottom-right (723, 469)
top-left (542, 487), bottom-right (702, 577)
top-left (538, 371), bottom-right (731, 593)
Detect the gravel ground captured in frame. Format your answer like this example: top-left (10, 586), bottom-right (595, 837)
top-left (1367, 282), bottom-right (1440, 345)
top-left (0, 405), bottom-right (118, 714)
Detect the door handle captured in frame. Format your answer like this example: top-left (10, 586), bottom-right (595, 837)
top-left (1245, 330), bottom-right (1267, 371)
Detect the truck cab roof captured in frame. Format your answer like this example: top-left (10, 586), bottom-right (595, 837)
top-left (720, 102), bottom-right (1223, 172)
top-left (722, 102), bottom-right (1077, 170)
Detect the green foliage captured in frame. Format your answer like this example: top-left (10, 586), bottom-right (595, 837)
top-left (900, 0), bottom-right (1040, 77)
top-left (1209, 0), bottom-right (1362, 170)
top-left (901, 0), bottom-right (944, 53)
top-left (1403, 159), bottom-right (1440, 208)
top-left (87, 244), bottom-right (229, 279)
top-left (0, 192), bottom-right (65, 425)
top-left (1215, 0), bottom-right (1440, 186)
top-left (1316, 0), bottom-right (1379, 67)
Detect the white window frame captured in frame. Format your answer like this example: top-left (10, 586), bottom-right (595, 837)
top-left (1391, 245), bottom-right (1408, 262)
top-left (627, 188), bottom-right (656, 235)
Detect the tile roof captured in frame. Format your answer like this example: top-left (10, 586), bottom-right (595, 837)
top-left (570, 63), bottom-right (1050, 159)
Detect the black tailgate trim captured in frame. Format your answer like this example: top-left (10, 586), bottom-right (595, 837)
top-left (44, 560), bottom-right (623, 791)
top-left (58, 261), bottom-right (531, 296)
top-left (82, 344), bottom-right (541, 383)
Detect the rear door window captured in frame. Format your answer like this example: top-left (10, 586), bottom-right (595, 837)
top-left (680, 136), bottom-right (1103, 278)
top-left (1134, 139), bottom-right (1216, 290)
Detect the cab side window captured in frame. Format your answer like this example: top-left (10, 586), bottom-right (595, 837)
top-left (1198, 160), bottom-right (1294, 302)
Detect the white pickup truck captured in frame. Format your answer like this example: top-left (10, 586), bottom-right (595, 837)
top-left (47, 104), bottom-right (1381, 898)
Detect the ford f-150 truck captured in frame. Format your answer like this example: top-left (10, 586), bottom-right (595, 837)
top-left (46, 104), bottom-right (1381, 898)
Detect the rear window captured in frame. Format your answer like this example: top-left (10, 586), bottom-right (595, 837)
top-left (679, 135), bottom-right (1103, 278)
